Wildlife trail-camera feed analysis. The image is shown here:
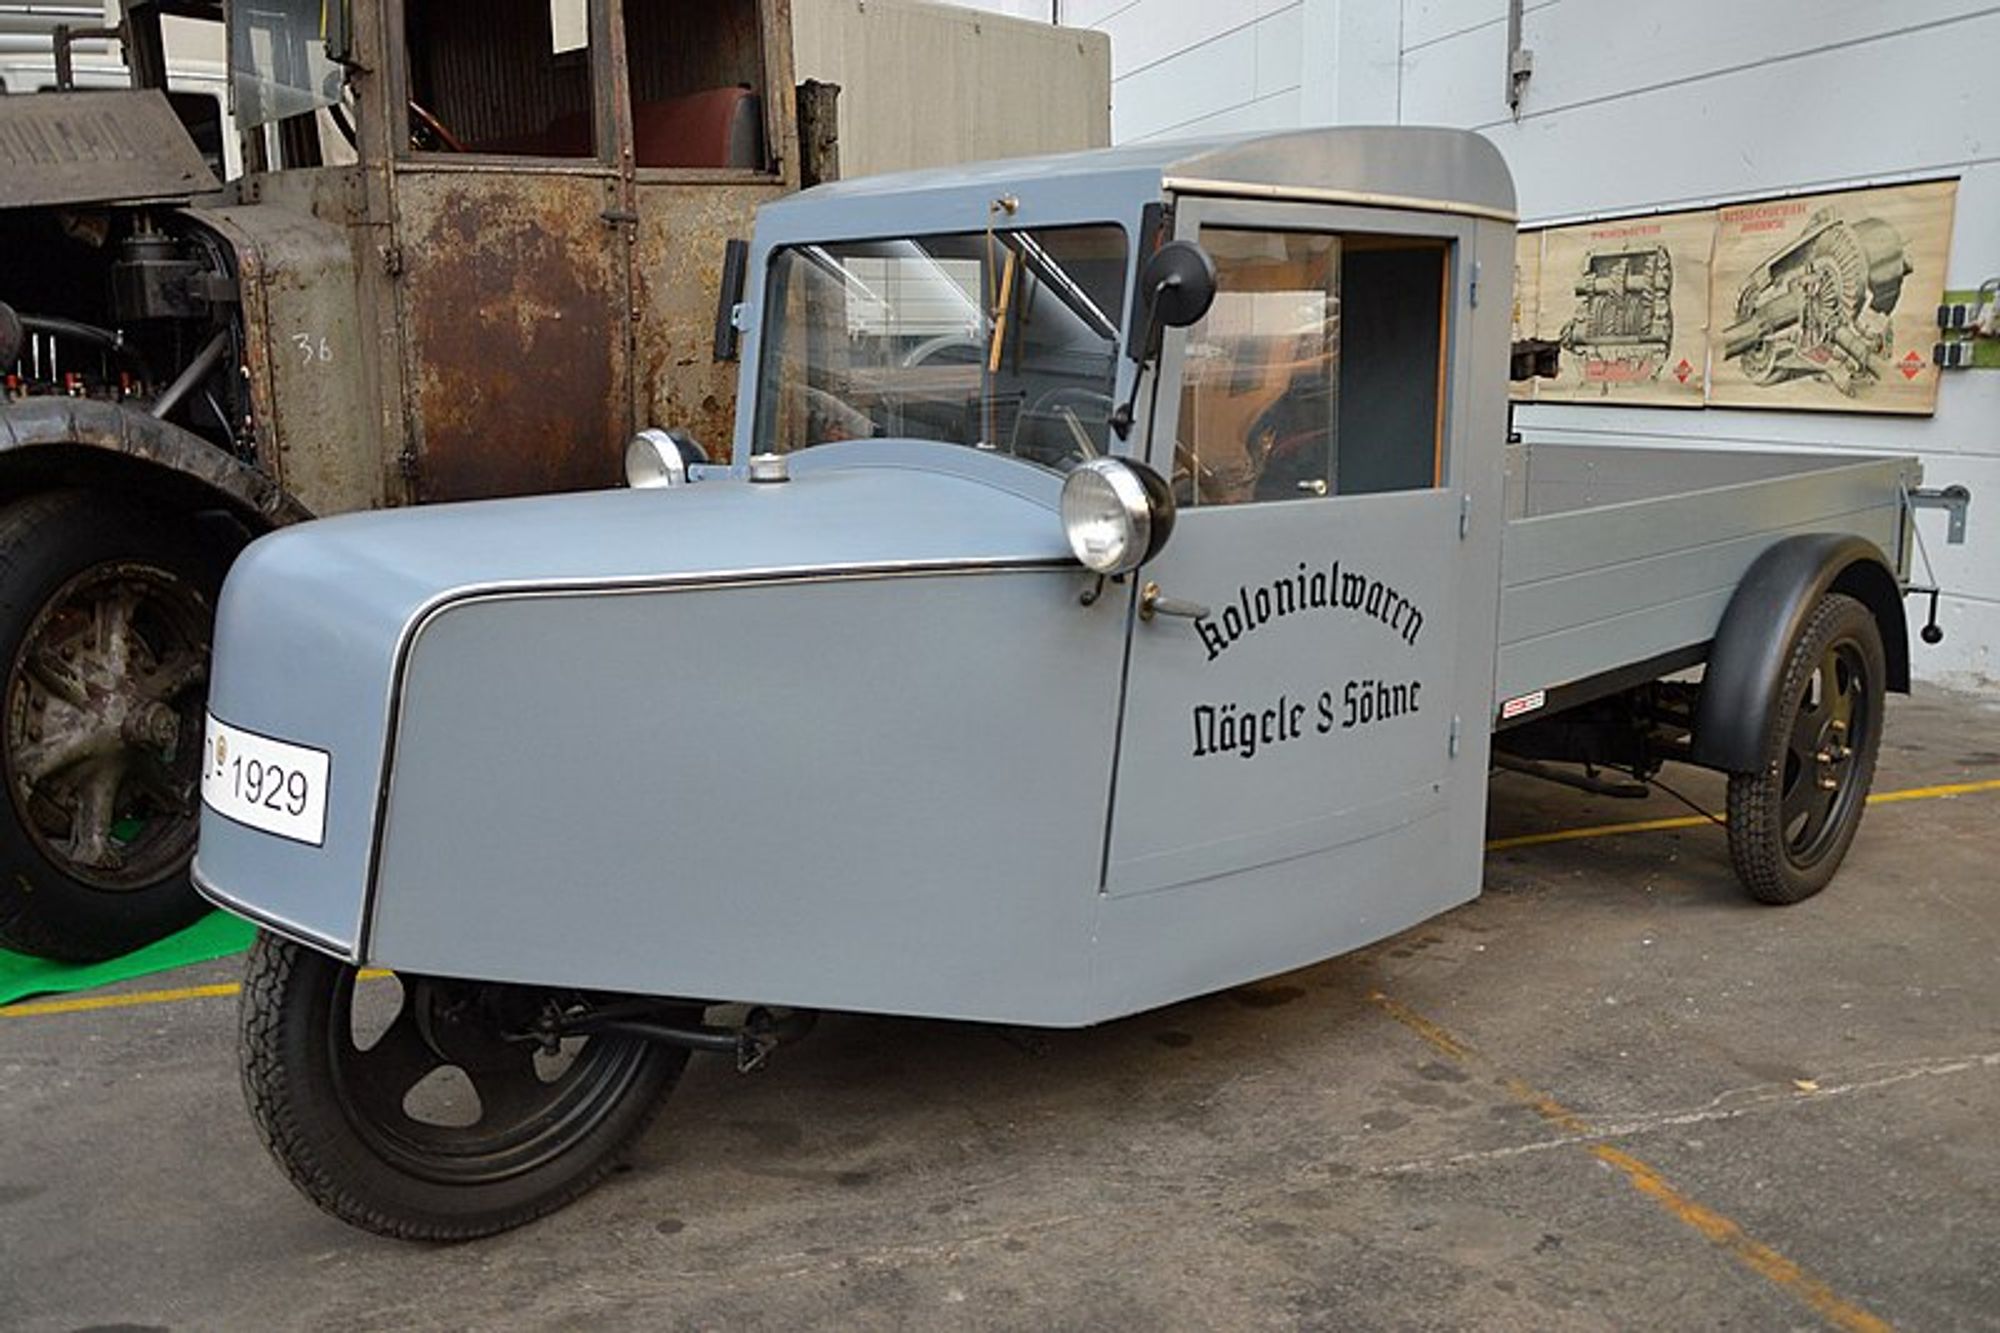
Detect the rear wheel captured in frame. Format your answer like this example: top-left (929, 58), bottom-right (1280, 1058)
top-left (239, 933), bottom-right (690, 1241)
top-left (1725, 593), bottom-right (1885, 904)
top-left (0, 491), bottom-right (222, 960)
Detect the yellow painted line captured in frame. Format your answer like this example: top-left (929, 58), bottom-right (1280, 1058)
top-left (1485, 776), bottom-right (2000, 853)
top-left (1366, 990), bottom-right (1893, 1333)
top-left (1, 967), bottom-right (391, 1018)
top-left (1864, 776), bottom-right (2000, 804)
top-left (1592, 1144), bottom-right (1891, 1333)
top-left (1, 981), bottom-right (242, 1018)
top-left (1486, 811), bottom-right (1714, 853)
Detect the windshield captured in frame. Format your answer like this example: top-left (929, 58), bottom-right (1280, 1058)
top-left (230, 0), bottom-right (346, 129)
top-left (752, 225), bottom-right (1129, 473)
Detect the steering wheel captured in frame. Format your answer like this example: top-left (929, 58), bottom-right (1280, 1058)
top-left (408, 99), bottom-right (469, 153)
top-left (1010, 386), bottom-right (1114, 469)
top-left (803, 384), bottom-right (877, 443)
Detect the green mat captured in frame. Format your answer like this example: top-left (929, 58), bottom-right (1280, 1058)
top-left (0, 911), bottom-right (256, 1008)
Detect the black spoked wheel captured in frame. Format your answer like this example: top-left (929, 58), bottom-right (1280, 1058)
top-left (1725, 593), bottom-right (1886, 904)
top-left (0, 491), bottom-right (223, 960)
top-left (240, 933), bottom-right (690, 1241)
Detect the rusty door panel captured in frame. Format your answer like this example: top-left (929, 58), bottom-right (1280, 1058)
top-left (393, 170), bottom-right (631, 502)
top-left (630, 182), bottom-right (790, 461)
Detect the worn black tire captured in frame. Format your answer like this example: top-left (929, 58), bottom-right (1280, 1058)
top-left (239, 932), bottom-right (688, 1241)
top-left (1725, 593), bottom-right (1886, 905)
top-left (0, 490), bottom-right (223, 960)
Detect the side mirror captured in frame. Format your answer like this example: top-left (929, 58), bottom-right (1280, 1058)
top-left (1111, 240), bottom-right (1217, 439)
top-left (1060, 457), bottom-right (1177, 577)
top-left (1127, 239), bottom-right (1218, 364)
top-left (625, 428), bottom-right (709, 488)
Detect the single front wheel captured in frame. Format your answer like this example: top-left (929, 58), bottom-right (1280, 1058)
top-left (1725, 592), bottom-right (1886, 904)
top-left (238, 932), bottom-right (689, 1240)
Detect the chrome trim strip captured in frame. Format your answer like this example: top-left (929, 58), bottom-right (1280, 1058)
top-left (1162, 177), bottom-right (1518, 224)
top-left (192, 859), bottom-right (360, 963)
top-left (355, 556), bottom-right (1080, 958)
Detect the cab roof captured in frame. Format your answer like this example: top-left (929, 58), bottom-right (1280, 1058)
top-left (777, 126), bottom-right (1516, 224)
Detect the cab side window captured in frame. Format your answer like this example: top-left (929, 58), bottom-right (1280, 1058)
top-left (402, 0), bottom-right (599, 158)
top-left (622, 0), bottom-right (771, 171)
top-left (1175, 229), bottom-right (1450, 507)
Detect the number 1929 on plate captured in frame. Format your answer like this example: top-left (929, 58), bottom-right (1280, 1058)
top-left (200, 714), bottom-right (331, 847)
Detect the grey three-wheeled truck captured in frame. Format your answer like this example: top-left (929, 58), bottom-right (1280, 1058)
top-left (195, 127), bottom-right (1969, 1239)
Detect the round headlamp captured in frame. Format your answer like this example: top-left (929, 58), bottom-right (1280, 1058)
top-left (1060, 458), bottom-right (1175, 576)
top-left (624, 428), bottom-right (706, 488)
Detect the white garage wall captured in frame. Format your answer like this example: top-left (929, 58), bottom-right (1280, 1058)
top-left (948, 0), bottom-right (2000, 691)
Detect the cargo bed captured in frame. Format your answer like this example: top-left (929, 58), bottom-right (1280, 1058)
top-left (1496, 444), bottom-right (1919, 719)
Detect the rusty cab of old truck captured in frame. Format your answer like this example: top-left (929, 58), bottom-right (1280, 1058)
top-left (0, 0), bottom-right (825, 960)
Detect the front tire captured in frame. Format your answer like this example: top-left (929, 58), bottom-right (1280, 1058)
top-left (0, 491), bottom-right (223, 960)
top-left (1725, 592), bottom-right (1886, 904)
top-left (238, 933), bottom-right (689, 1241)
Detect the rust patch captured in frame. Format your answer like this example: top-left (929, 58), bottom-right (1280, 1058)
top-left (630, 181), bottom-right (788, 462)
top-left (395, 172), bottom-right (630, 502)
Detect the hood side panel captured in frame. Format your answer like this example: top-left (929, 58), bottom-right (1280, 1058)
top-left (195, 460), bottom-right (1075, 960)
top-left (369, 566), bottom-right (1121, 1024)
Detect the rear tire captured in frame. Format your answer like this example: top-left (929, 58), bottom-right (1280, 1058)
top-left (1725, 593), bottom-right (1885, 904)
top-left (0, 491), bottom-right (223, 960)
top-left (239, 932), bottom-right (689, 1241)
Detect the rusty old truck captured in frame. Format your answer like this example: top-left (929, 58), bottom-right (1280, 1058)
top-left (0, 0), bottom-right (1109, 959)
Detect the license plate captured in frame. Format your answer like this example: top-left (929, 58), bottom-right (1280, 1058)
top-left (200, 714), bottom-right (331, 847)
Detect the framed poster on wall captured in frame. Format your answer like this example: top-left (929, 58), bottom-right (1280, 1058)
top-left (1707, 180), bottom-right (1957, 415)
top-left (1536, 210), bottom-right (1714, 407)
top-left (1510, 228), bottom-right (1542, 402)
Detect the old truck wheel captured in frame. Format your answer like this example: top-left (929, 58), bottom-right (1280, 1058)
top-left (1725, 593), bottom-right (1886, 905)
top-left (239, 933), bottom-right (689, 1241)
top-left (0, 491), bottom-right (221, 960)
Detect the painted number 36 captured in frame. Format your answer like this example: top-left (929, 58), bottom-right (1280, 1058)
top-left (292, 333), bottom-right (333, 366)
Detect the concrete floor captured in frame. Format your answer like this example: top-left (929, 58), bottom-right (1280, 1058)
top-left (2, 687), bottom-right (1996, 1331)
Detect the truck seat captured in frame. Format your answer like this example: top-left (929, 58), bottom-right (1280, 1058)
top-left (631, 87), bottom-right (763, 169)
top-left (468, 88), bottom-right (762, 168)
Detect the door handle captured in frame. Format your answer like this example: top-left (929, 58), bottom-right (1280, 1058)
top-left (1140, 581), bottom-right (1210, 622)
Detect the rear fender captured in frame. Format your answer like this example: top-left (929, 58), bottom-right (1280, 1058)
top-left (1689, 533), bottom-right (1907, 773)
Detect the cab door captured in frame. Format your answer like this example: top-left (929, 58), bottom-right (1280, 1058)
top-left (1096, 200), bottom-right (1493, 1007)
top-left (388, 0), bottom-right (634, 502)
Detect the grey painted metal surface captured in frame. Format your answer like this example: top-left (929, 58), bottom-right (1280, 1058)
top-left (1497, 445), bottom-right (1919, 710)
top-left (1086, 190), bottom-right (1515, 1017)
top-left (371, 565), bottom-right (1119, 1022)
top-left (756, 124), bottom-right (1515, 219)
top-left (195, 447), bottom-right (1076, 960)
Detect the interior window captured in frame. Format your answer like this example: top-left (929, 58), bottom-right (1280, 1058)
top-left (1176, 229), bottom-right (1450, 506)
top-left (402, 0), bottom-right (596, 157)
top-left (621, 0), bottom-right (770, 170)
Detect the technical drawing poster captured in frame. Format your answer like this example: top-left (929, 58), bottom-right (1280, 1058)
top-left (1511, 229), bottom-right (1541, 401)
top-left (1707, 180), bottom-right (1956, 414)
top-left (1535, 210), bottom-right (1713, 406)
